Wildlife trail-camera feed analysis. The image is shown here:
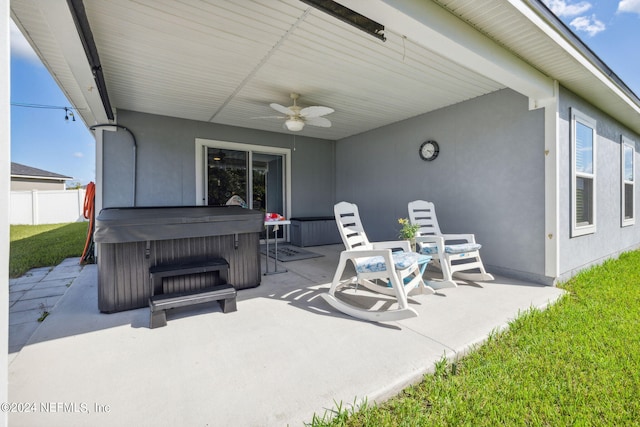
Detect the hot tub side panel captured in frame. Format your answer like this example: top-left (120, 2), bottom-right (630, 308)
top-left (98, 233), bottom-right (260, 313)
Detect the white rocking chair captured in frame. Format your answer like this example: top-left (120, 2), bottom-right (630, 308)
top-left (321, 201), bottom-right (434, 322)
top-left (408, 200), bottom-right (494, 288)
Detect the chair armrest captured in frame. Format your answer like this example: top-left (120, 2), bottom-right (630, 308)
top-left (440, 233), bottom-right (476, 244)
top-left (341, 248), bottom-right (393, 258)
top-left (372, 240), bottom-right (411, 252)
top-left (415, 235), bottom-right (445, 254)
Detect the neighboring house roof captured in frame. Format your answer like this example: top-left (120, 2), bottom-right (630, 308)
top-left (10, 162), bottom-right (73, 181)
top-left (9, 0), bottom-right (640, 137)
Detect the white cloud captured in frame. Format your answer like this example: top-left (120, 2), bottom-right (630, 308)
top-left (618, 0), bottom-right (640, 14)
top-left (543, 0), bottom-right (592, 17)
top-left (10, 19), bottom-right (41, 64)
top-left (73, 152), bottom-right (84, 158)
top-left (542, 1), bottom-right (606, 36)
top-left (570, 15), bottom-right (606, 36)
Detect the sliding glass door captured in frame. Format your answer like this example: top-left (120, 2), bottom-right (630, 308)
top-left (207, 148), bottom-right (248, 207)
top-left (251, 152), bottom-right (284, 216)
top-left (199, 140), bottom-right (289, 240)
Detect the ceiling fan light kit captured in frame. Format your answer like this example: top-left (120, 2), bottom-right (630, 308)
top-left (285, 117), bottom-right (305, 131)
top-left (264, 93), bottom-right (334, 132)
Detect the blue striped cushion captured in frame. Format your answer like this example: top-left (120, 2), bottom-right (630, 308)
top-left (420, 243), bottom-right (481, 255)
top-left (355, 252), bottom-right (420, 273)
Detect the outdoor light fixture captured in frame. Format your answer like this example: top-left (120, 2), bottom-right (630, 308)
top-left (11, 103), bottom-right (78, 122)
top-left (285, 118), bottom-right (305, 132)
top-left (299, 0), bottom-right (386, 41)
top-left (64, 107), bottom-right (76, 122)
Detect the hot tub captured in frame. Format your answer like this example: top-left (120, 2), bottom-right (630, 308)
top-left (94, 206), bottom-right (263, 313)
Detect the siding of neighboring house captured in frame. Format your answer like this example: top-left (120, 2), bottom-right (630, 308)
top-left (102, 110), bottom-right (336, 217)
top-left (335, 88), bottom-right (547, 284)
top-left (10, 162), bottom-right (72, 191)
top-left (11, 178), bottom-right (66, 191)
top-left (557, 86), bottom-right (640, 282)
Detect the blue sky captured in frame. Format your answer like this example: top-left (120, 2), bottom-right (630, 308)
top-left (10, 20), bottom-right (95, 186)
top-left (9, 1), bottom-right (640, 186)
top-left (541, 0), bottom-right (640, 93)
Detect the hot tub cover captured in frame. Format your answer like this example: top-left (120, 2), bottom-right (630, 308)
top-left (94, 206), bottom-right (264, 243)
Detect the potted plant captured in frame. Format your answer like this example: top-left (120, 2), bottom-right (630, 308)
top-left (397, 218), bottom-right (421, 252)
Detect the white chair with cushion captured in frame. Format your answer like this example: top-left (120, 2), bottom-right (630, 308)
top-left (321, 201), bottom-right (434, 322)
top-left (408, 200), bottom-right (494, 288)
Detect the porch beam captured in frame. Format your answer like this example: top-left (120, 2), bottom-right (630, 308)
top-left (337, 0), bottom-right (555, 103)
top-left (540, 81), bottom-right (560, 281)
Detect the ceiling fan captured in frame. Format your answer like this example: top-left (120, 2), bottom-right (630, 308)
top-left (264, 93), bottom-right (334, 132)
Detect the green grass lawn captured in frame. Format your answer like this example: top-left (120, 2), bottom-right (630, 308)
top-left (309, 251), bottom-right (640, 426)
top-left (9, 222), bottom-right (89, 278)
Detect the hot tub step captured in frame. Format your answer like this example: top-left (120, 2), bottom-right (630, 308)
top-left (148, 258), bottom-right (236, 328)
top-left (149, 284), bottom-right (237, 328)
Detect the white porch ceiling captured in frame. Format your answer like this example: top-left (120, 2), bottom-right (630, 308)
top-left (10, 0), bottom-right (640, 139)
top-left (12, 0), bottom-right (507, 140)
top-left (86, 0), bottom-right (509, 140)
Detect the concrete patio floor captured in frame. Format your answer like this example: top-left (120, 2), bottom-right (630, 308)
top-left (8, 244), bottom-right (564, 426)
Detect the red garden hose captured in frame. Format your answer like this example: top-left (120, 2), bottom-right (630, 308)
top-left (80, 182), bottom-right (96, 264)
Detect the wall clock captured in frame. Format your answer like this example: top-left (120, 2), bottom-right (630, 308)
top-left (419, 140), bottom-right (439, 161)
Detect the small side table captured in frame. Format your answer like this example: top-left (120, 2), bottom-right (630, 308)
top-left (264, 220), bottom-right (291, 275)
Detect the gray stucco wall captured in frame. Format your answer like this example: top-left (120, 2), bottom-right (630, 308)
top-left (557, 87), bottom-right (640, 281)
top-left (101, 110), bottom-right (335, 217)
top-left (335, 89), bottom-right (547, 282)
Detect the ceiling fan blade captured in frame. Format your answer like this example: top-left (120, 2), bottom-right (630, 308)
top-left (300, 105), bottom-right (334, 118)
top-left (270, 103), bottom-right (295, 116)
top-left (252, 115), bottom-right (287, 119)
top-left (305, 116), bottom-right (332, 128)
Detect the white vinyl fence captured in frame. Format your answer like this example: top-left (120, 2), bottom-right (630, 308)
top-left (10, 189), bottom-right (87, 225)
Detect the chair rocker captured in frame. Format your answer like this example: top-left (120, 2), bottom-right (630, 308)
top-left (408, 200), bottom-right (494, 288)
top-left (321, 201), bottom-right (434, 322)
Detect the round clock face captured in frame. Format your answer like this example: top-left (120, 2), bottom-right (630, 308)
top-left (419, 140), bottom-right (439, 161)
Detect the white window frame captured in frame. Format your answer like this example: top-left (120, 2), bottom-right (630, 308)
top-left (621, 135), bottom-right (635, 227)
top-left (571, 108), bottom-right (597, 237)
top-left (194, 138), bottom-right (291, 217)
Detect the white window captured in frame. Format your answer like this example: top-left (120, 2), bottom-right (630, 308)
top-left (621, 136), bottom-right (635, 227)
top-left (571, 109), bottom-right (596, 237)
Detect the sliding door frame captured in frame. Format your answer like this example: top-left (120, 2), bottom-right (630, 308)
top-left (195, 138), bottom-right (291, 219)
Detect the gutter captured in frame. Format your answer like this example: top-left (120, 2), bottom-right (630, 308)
top-left (525, 0), bottom-right (640, 106)
top-left (11, 175), bottom-right (73, 181)
top-left (66, 0), bottom-right (114, 121)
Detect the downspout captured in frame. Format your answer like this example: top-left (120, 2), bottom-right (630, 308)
top-left (90, 124), bottom-right (137, 207)
top-left (66, 1), bottom-right (132, 206)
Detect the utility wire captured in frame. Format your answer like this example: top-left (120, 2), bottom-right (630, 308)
top-left (11, 102), bottom-right (76, 110)
top-left (11, 103), bottom-right (78, 121)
